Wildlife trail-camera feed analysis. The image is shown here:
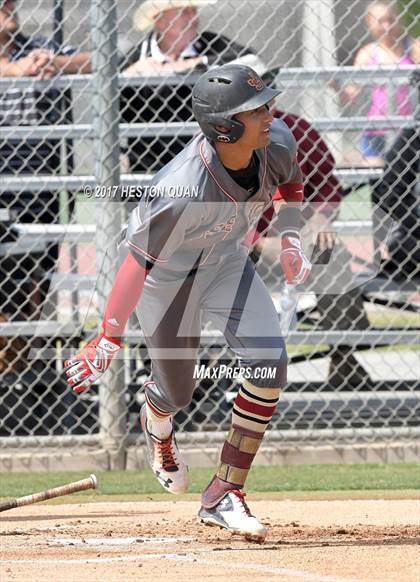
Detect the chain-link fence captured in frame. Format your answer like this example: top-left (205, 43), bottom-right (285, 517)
top-left (0, 0), bottom-right (418, 464)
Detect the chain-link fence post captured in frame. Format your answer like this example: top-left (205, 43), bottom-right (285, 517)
top-left (91, 0), bottom-right (126, 468)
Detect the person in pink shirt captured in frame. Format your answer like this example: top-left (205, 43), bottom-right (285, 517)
top-left (335, 0), bottom-right (419, 166)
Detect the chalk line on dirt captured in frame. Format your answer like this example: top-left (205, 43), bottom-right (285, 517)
top-left (2, 551), bottom-right (369, 582)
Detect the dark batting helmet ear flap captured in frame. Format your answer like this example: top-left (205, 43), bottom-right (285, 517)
top-left (214, 118), bottom-right (244, 143)
top-left (192, 64), bottom-right (281, 143)
top-left (195, 112), bottom-right (245, 143)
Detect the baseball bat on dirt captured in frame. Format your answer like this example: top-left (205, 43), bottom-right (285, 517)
top-left (0, 474), bottom-right (98, 513)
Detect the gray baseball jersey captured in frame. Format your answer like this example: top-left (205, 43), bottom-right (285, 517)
top-left (120, 119), bottom-right (299, 405)
top-left (123, 118), bottom-right (301, 276)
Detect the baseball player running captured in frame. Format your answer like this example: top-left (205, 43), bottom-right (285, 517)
top-left (65, 65), bottom-right (311, 542)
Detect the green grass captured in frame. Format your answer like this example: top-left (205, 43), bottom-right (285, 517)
top-left (1, 464), bottom-right (419, 501)
top-left (400, 0), bottom-right (420, 38)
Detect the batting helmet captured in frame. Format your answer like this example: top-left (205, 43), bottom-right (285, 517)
top-left (192, 64), bottom-right (281, 143)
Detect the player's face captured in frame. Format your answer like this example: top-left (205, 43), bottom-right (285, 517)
top-left (0, 0), bottom-right (18, 35)
top-left (234, 102), bottom-right (274, 149)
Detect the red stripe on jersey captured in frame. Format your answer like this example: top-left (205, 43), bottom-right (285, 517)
top-left (199, 141), bottom-right (238, 206)
top-left (260, 146), bottom-right (268, 187)
top-left (127, 240), bottom-right (168, 263)
top-left (235, 393), bottom-right (277, 419)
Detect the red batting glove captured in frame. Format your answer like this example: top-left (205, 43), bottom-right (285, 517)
top-left (280, 235), bottom-right (312, 285)
top-left (64, 333), bottom-right (121, 393)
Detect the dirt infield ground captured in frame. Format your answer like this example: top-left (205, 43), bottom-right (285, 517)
top-left (1, 498), bottom-right (419, 582)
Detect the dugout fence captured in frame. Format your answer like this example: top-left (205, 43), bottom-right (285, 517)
top-left (0, 0), bottom-right (418, 469)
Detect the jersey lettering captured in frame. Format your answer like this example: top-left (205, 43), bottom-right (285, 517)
top-left (203, 216), bottom-right (236, 239)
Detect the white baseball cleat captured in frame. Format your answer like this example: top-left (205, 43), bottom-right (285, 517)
top-left (198, 489), bottom-right (267, 542)
top-left (140, 404), bottom-right (189, 494)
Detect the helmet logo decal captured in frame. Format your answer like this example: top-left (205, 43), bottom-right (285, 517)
top-left (247, 74), bottom-right (264, 91)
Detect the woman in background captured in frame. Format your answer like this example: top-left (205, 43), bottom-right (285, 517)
top-left (335, 0), bottom-right (419, 166)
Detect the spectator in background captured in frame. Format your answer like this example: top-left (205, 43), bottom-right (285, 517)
top-left (120, 0), bottom-right (265, 173)
top-left (0, 0), bottom-right (90, 388)
top-left (0, 0), bottom-right (91, 324)
top-left (251, 109), bottom-right (370, 388)
top-left (332, 0), bottom-right (419, 167)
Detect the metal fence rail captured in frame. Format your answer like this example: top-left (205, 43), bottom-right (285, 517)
top-left (1, 64), bottom-right (418, 90)
top-left (0, 168), bottom-right (387, 191)
top-left (1, 115), bottom-right (416, 143)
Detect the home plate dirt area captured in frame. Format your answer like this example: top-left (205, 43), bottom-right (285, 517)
top-left (1, 499), bottom-right (419, 582)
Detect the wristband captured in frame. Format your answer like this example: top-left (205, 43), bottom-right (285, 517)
top-left (276, 205), bottom-right (302, 237)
